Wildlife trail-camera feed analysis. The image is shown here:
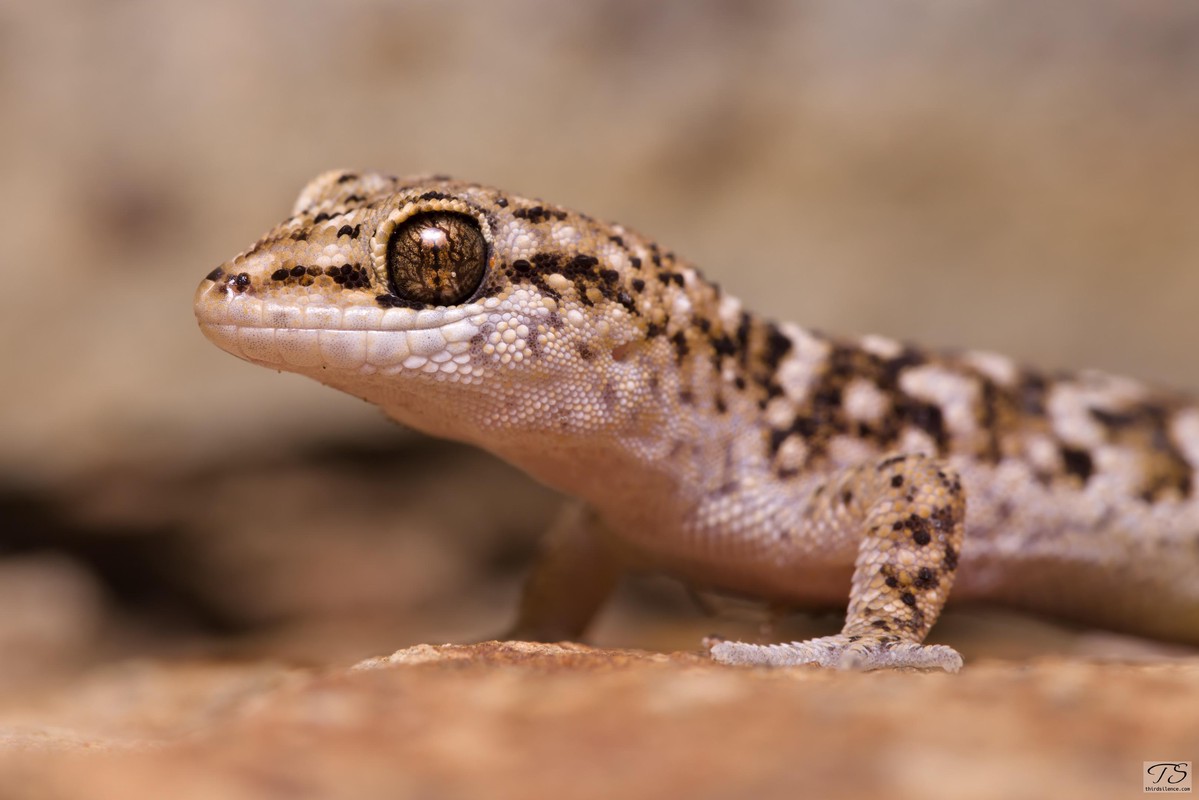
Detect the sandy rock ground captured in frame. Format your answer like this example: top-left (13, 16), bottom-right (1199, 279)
top-left (3, 2), bottom-right (1199, 797)
top-left (0, 643), bottom-right (1196, 800)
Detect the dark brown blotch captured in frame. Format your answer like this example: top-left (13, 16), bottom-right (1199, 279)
top-left (942, 544), bottom-right (959, 571)
top-left (762, 325), bottom-right (793, 371)
top-left (671, 331), bottom-right (689, 360)
top-left (930, 505), bottom-right (957, 534)
top-left (913, 567), bottom-right (939, 589)
top-left (1060, 446), bottom-right (1094, 484)
top-left (512, 205), bottom-right (566, 224)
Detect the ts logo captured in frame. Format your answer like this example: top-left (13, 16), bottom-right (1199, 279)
top-left (1145, 762), bottom-right (1192, 793)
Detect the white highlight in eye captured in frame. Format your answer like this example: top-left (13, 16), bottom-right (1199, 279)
top-left (420, 227), bottom-right (448, 248)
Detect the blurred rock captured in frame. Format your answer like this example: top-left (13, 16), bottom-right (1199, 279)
top-left (0, 644), bottom-right (1195, 800)
top-left (0, 556), bottom-right (105, 686)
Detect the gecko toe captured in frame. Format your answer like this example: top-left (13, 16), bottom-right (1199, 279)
top-left (708, 634), bottom-right (963, 673)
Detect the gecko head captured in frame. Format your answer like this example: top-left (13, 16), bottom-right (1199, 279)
top-left (194, 170), bottom-right (691, 444)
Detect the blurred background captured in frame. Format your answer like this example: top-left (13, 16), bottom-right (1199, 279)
top-left (2, 0), bottom-right (1198, 690)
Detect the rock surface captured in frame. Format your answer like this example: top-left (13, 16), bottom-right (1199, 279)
top-left (1, 643), bottom-right (1196, 800)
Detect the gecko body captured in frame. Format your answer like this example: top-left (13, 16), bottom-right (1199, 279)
top-left (194, 171), bottom-right (1199, 670)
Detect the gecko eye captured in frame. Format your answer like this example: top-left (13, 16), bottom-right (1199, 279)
top-left (386, 212), bottom-right (487, 305)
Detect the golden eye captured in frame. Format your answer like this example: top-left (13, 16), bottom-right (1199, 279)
top-left (386, 212), bottom-right (487, 305)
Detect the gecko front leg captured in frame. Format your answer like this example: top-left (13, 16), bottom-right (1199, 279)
top-left (710, 454), bottom-right (966, 672)
top-left (505, 501), bottom-right (625, 642)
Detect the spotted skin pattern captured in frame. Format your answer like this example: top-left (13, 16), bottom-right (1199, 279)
top-left (194, 171), bottom-right (1199, 671)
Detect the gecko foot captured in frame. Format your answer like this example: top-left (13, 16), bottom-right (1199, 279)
top-left (705, 634), bottom-right (963, 673)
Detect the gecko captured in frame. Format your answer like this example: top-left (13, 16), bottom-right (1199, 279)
top-left (193, 170), bottom-right (1199, 671)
